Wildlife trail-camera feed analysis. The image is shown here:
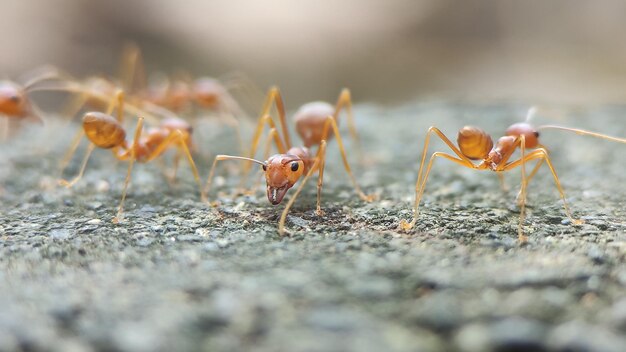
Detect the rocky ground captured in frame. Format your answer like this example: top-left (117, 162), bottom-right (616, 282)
top-left (1, 102), bottom-right (625, 352)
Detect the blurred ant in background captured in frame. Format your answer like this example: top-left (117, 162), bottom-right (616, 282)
top-left (205, 86), bottom-right (374, 235)
top-left (117, 44), bottom-right (266, 152)
top-left (399, 107), bottom-right (626, 242)
top-left (0, 66), bottom-right (70, 139)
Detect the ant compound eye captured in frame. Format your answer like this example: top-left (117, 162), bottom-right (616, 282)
top-left (291, 162), bottom-right (299, 172)
top-left (9, 95), bottom-right (20, 103)
top-left (262, 164), bottom-right (267, 171)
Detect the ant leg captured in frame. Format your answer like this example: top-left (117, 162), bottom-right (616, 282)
top-left (249, 114), bottom-right (286, 156)
top-left (314, 140), bottom-right (328, 216)
top-left (503, 149), bottom-right (584, 227)
top-left (28, 81), bottom-right (162, 125)
top-left (399, 152), bottom-right (475, 231)
top-left (20, 66), bottom-right (70, 90)
top-left (112, 90), bottom-right (125, 123)
top-left (241, 113), bottom-right (287, 185)
top-left (258, 87), bottom-right (291, 149)
top-left (333, 89), bottom-right (358, 142)
top-left (58, 129), bottom-right (86, 177)
top-left (143, 130), bottom-right (205, 201)
top-left (114, 117), bottom-right (144, 223)
top-left (278, 156), bottom-right (323, 236)
top-left (58, 143), bottom-right (96, 187)
top-left (319, 116), bottom-right (374, 202)
top-left (518, 136), bottom-right (529, 242)
top-left (497, 172), bottom-right (508, 191)
top-left (333, 88), bottom-right (364, 163)
top-left (169, 150), bottom-right (182, 184)
top-left (515, 158), bottom-right (544, 204)
top-left (397, 127), bottom-right (476, 231)
top-left (416, 127), bottom-right (476, 199)
top-left (118, 43), bottom-right (146, 93)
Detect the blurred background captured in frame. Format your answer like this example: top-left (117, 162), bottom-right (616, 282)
top-left (3, 0), bottom-right (626, 107)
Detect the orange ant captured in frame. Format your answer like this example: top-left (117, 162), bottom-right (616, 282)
top-left (204, 86), bottom-right (374, 235)
top-left (59, 90), bottom-right (204, 223)
top-left (117, 44), bottom-right (252, 121)
top-left (398, 107), bottom-right (626, 242)
top-left (0, 67), bottom-right (69, 138)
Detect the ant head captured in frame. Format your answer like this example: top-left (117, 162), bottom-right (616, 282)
top-left (82, 112), bottom-right (126, 149)
top-left (193, 77), bottom-right (224, 109)
top-left (263, 154), bottom-right (305, 205)
top-left (0, 81), bottom-right (27, 117)
top-left (505, 122), bottom-right (540, 148)
top-left (457, 126), bottom-right (493, 160)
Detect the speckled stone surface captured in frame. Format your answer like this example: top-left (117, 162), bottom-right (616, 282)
top-left (1, 102), bottom-right (625, 352)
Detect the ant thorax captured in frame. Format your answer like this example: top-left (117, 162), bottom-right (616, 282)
top-left (483, 136), bottom-right (517, 170)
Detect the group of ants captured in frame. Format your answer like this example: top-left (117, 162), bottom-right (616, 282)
top-left (2, 46), bottom-right (625, 243)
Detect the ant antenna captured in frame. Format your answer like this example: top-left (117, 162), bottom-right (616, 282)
top-left (215, 155), bottom-right (267, 167)
top-left (537, 125), bottom-right (626, 144)
top-left (525, 106), bottom-right (538, 123)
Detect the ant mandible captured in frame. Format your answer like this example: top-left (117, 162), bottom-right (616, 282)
top-left (398, 107), bottom-right (626, 242)
top-left (204, 86), bottom-right (374, 235)
top-left (59, 90), bottom-right (204, 223)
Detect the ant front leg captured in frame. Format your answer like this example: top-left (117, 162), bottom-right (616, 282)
top-left (278, 151), bottom-right (324, 236)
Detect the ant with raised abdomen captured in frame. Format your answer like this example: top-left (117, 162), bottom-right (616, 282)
top-left (398, 107), bottom-right (626, 242)
top-left (204, 86), bottom-right (374, 235)
top-left (59, 90), bottom-right (204, 223)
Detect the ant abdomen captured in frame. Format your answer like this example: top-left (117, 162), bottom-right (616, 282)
top-left (193, 77), bottom-right (224, 108)
top-left (83, 112), bottom-right (126, 149)
top-left (457, 126), bottom-right (493, 160)
top-left (293, 101), bottom-right (335, 147)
